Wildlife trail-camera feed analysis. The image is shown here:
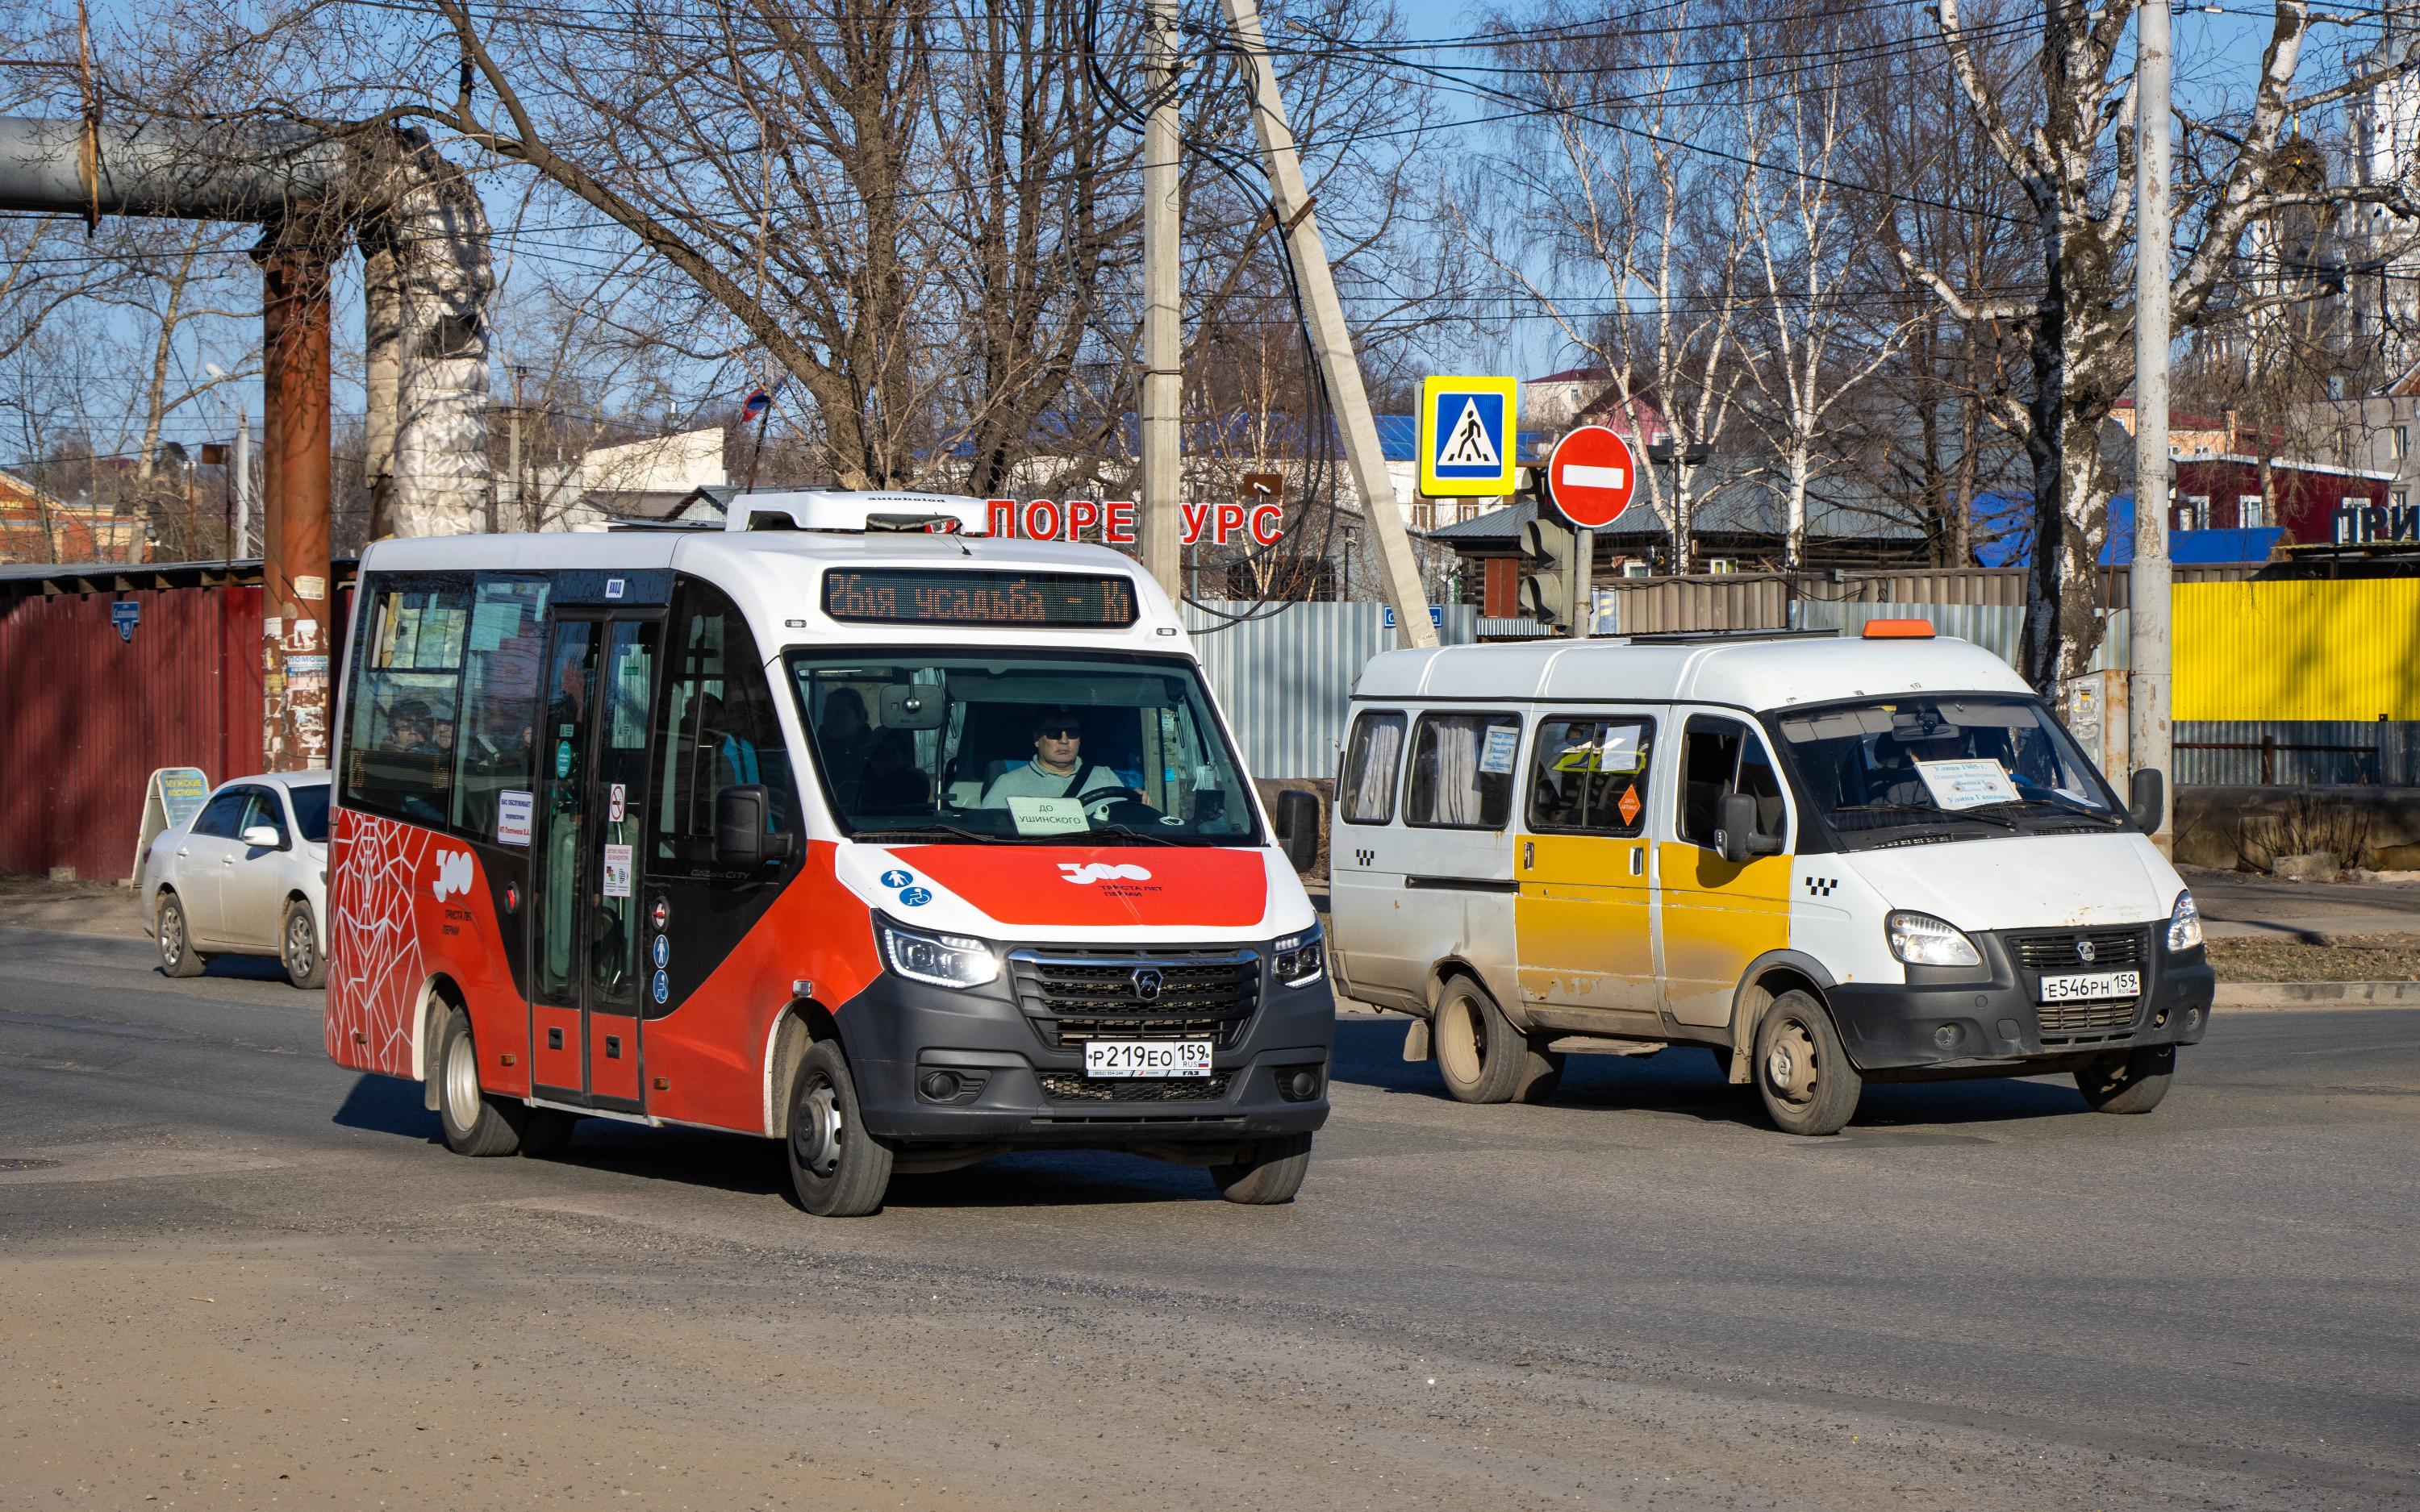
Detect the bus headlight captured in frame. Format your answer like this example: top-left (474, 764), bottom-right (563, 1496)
top-left (878, 918), bottom-right (1000, 989)
top-left (2167, 890), bottom-right (2203, 952)
top-left (1886, 910), bottom-right (1982, 968)
top-left (1271, 925), bottom-right (1325, 987)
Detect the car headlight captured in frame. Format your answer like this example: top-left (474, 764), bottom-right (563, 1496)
top-left (1886, 910), bottom-right (1982, 968)
top-left (2167, 890), bottom-right (2203, 952)
top-left (1271, 925), bottom-right (1325, 987)
top-left (878, 918), bottom-right (999, 989)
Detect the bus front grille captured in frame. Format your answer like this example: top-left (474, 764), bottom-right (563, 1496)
top-left (1008, 948), bottom-right (1259, 1050)
top-left (1037, 1072), bottom-right (1234, 1102)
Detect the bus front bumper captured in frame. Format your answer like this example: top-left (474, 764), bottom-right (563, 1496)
top-left (830, 970), bottom-right (1333, 1154)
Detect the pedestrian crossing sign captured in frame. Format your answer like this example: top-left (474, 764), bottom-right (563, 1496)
top-left (1418, 375), bottom-right (1519, 497)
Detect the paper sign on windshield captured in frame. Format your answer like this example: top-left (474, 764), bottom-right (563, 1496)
top-left (1005, 796), bottom-right (1089, 835)
top-left (1914, 758), bottom-right (2020, 812)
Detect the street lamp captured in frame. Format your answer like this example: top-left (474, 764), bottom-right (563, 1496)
top-left (202, 364), bottom-right (251, 557)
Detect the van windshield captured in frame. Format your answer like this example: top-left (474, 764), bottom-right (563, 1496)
top-left (1771, 694), bottom-right (2125, 848)
top-left (786, 649), bottom-right (1262, 846)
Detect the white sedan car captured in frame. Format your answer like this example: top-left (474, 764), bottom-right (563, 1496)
top-left (138, 773), bottom-right (331, 989)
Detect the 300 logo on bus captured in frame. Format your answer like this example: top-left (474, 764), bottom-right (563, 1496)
top-left (1059, 863), bottom-right (1153, 885)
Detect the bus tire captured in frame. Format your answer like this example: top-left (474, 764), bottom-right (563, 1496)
top-left (786, 1039), bottom-right (893, 1217)
top-left (2076, 1045), bottom-right (2174, 1114)
top-left (1210, 1133), bottom-right (1312, 1204)
top-left (1433, 971), bottom-right (1543, 1105)
top-left (436, 1005), bottom-right (524, 1157)
top-left (281, 899), bottom-right (325, 989)
top-left (157, 893), bottom-right (207, 978)
top-left (1754, 990), bottom-right (1861, 1136)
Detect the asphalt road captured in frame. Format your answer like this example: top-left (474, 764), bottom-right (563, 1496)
top-left (3, 926), bottom-right (2416, 1511)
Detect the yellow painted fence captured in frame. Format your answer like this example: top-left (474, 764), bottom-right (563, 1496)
top-left (2174, 579), bottom-right (2420, 722)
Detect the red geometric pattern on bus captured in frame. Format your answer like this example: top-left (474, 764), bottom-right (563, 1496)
top-left (325, 808), bottom-right (440, 1077)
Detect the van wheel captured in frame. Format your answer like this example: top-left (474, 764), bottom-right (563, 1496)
top-left (786, 1039), bottom-right (894, 1217)
top-left (281, 899), bottom-right (326, 989)
top-left (2076, 1045), bottom-right (2174, 1114)
top-left (1211, 1133), bottom-right (1312, 1204)
top-left (156, 893), bottom-right (207, 978)
top-left (1433, 973), bottom-right (1553, 1105)
top-left (1754, 991), bottom-right (1861, 1135)
top-left (436, 1006), bottom-right (524, 1156)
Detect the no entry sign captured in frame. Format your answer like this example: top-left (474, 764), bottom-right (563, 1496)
top-left (1544, 425), bottom-right (1638, 530)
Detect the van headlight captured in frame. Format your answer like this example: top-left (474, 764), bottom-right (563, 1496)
top-left (2167, 890), bottom-right (2203, 952)
top-left (878, 918), bottom-right (999, 989)
top-left (1886, 910), bottom-right (1982, 968)
top-left (1271, 925), bottom-right (1325, 987)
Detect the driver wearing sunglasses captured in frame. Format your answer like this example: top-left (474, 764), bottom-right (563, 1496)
top-left (978, 706), bottom-right (1131, 809)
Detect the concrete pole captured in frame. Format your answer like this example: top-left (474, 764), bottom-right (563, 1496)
top-left (232, 407), bottom-right (249, 557)
top-left (506, 401), bottom-right (520, 534)
top-left (1139, 0), bottom-right (1183, 598)
top-left (2130, 0), bottom-right (2174, 849)
top-left (1220, 0), bottom-right (1437, 648)
top-left (262, 241), bottom-right (334, 773)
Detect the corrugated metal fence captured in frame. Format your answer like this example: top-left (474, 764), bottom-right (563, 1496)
top-left (1791, 600), bottom-right (2133, 671)
top-left (1183, 600), bottom-right (1478, 778)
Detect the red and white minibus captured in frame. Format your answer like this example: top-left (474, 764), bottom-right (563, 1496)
top-left (325, 492), bottom-right (1333, 1214)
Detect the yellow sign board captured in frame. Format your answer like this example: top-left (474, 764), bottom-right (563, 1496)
top-left (1417, 375), bottom-right (1519, 498)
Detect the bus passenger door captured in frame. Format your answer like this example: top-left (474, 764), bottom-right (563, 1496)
top-left (1515, 713), bottom-right (1661, 1023)
top-left (1657, 714), bottom-right (1793, 1028)
top-left (527, 613), bottom-right (661, 1110)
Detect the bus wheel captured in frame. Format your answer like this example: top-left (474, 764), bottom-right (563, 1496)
top-left (156, 893), bottom-right (207, 979)
top-left (281, 900), bottom-right (325, 989)
top-left (1754, 991), bottom-right (1861, 1136)
top-left (1433, 972), bottom-right (1548, 1105)
top-left (2076, 1045), bottom-right (2174, 1114)
top-left (786, 1040), bottom-right (894, 1218)
top-left (1210, 1133), bottom-right (1312, 1204)
top-left (436, 1006), bottom-right (524, 1157)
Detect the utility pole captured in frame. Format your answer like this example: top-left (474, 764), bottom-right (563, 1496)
top-left (2130, 0), bottom-right (2174, 850)
top-left (1139, 0), bottom-right (1184, 598)
top-left (1220, 0), bottom-right (1438, 648)
top-left (232, 407), bottom-right (249, 557)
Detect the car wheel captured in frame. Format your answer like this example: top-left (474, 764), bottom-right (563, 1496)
top-left (156, 893), bottom-right (207, 978)
top-left (436, 1005), bottom-right (525, 1157)
top-left (281, 899), bottom-right (326, 989)
top-left (1432, 972), bottom-right (1548, 1105)
top-left (2076, 1045), bottom-right (2175, 1114)
top-left (785, 1039), bottom-right (894, 1217)
top-left (1210, 1133), bottom-right (1313, 1204)
top-left (1754, 990), bottom-right (1862, 1136)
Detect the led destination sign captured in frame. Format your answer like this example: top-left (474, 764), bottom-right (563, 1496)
top-left (822, 569), bottom-right (1140, 628)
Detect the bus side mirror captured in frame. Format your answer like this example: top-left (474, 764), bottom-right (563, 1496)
top-left (2128, 768), bottom-right (2164, 832)
top-left (1274, 789), bottom-right (1320, 874)
top-left (1716, 793), bottom-right (1779, 864)
top-left (715, 785), bottom-right (795, 869)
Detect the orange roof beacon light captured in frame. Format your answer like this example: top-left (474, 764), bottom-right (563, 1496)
top-left (1861, 618), bottom-right (1936, 639)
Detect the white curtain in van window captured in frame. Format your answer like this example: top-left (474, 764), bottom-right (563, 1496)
top-left (1433, 719), bottom-right (1485, 826)
top-left (1350, 719), bottom-right (1403, 820)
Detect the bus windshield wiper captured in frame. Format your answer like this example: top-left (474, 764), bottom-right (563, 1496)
top-left (852, 823), bottom-right (1036, 844)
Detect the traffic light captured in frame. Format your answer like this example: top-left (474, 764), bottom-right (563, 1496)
top-left (1517, 514), bottom-right (1577, 627)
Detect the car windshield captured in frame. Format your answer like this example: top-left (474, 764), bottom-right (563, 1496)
top-left (1772, 693), bottom-right (2123, 849)
top-left (288, 782), bottom-right (332, 843)
top-left (786, 649), bottom-right (1262, 846)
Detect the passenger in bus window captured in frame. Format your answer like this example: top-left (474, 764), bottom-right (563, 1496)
top-left (816, 687), bottom-right (878, 798)
top-left (389, 699), bottom-right (436, 755)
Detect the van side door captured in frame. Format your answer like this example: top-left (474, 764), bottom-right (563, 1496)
top-left (1392, 708), bottom-right (1525, 1013)
top-left (1514, 710), bottom-right (1662, 1024)
top-left (1658, 712), bottom-right (1795, 1027)
top-left (1328, 708), bottom-right (1416, 1009)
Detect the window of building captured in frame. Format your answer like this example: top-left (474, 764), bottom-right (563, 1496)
top-left (653, 577), bottom-right (796, 873)
top-left (1405, 711), bottom-right (1521, 830)
top-left (1526, 717), bottom-right (1656, 835)
top-left (2239, 494), bottom-right (2267, 529)
top-left (344, 574), bottom-right (474, 828)
top-left (2173, 495), bottom-right (2210, 531)
top-left (1339, 710), bottom-right (1407, 825)
top-left (2397, 425), bottom-right (2410, 461)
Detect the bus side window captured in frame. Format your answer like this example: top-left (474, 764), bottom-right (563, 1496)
top-left (1338, 710), bottom-right (1406, 826)
top-left (449, 576), bottom-right (550, 842)
top-left (344, 573), bottom-right (474, 828)
top-left (653, 579), bottom-right (796, 874)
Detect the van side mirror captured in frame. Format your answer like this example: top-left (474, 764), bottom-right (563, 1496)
top-left (1274, 789), bottom-right (1321, 874)
top-left (2127, 767), bottom-right (2164, 832)
top-left (1716, 792), bottom-right (1780, 864)
top-left (715, 784), bottom-right (795, 869)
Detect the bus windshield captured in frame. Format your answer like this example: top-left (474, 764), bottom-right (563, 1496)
top-left (787, 649), bottom-right (1263, 846)
top-left (1771, 693), bottom-right (2126, 849)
